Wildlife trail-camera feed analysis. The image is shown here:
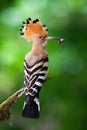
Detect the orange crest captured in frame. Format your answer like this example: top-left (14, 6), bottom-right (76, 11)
top-left (20, 18), bottom-right (48, 41)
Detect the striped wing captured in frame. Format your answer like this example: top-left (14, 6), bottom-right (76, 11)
top-left (24, 57), bottom-right (49, 97)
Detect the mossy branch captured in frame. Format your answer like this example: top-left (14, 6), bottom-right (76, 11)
top-left (0, 88), bottom-right (24, 121)
top-left (0, 77), bottom-right (51, 121)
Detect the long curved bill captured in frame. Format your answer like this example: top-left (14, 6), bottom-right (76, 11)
top-left (46, 36), bottom-right (64, 44)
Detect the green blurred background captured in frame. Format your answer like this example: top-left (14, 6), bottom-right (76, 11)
top-left (0, 0), bottom-right (87, 130)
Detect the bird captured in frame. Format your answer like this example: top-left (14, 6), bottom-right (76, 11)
top-left (20, 17), bottom-right (64, 118)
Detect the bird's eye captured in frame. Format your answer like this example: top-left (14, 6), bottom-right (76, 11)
top-left (39, 36), bottom-right (42, 39)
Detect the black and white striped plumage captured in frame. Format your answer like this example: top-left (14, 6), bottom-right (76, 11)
top-left (20, 17), bottom-right (64, 119)
top-left (22, 54), bottom-right (49, 118)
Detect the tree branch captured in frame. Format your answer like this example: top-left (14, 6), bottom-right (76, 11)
top-left (0, 88), bottom-right (24, 121)
top-left (0, 77), bottom-right (51, 121)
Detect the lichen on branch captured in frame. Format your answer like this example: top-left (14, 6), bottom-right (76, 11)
top-left (0, 88), bottom-right (24, 121)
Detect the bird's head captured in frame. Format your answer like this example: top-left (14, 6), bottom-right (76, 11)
top-left (20, 18), bottom-right (64, 45)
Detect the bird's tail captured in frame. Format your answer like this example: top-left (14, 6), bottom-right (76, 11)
top-left (22, 95), bottom-right (40, 118)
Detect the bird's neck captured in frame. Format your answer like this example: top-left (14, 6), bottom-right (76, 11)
top-left (32, 42), bottom-right (47, 54)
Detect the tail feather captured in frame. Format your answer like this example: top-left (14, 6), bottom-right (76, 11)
top-left (22, 95), bottom-right (40, 118)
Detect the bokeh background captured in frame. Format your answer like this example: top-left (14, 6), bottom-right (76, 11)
top-left (0, 0), bottom-right (87, 130)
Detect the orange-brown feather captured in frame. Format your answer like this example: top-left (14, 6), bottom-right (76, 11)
top-left (20, 18), bottom-right (48, 41)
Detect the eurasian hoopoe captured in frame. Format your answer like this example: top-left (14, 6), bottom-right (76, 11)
top-left (20, 18), bottom-right (64, 118)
